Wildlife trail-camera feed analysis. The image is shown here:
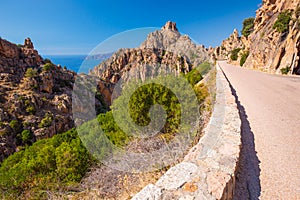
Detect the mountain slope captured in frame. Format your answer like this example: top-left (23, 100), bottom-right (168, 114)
top-left (244, 0), bottom-right (300, 74)
top-left (0, 38), bottom-right (107, 161)
top-left (215, 0), bottom-right (300, 74)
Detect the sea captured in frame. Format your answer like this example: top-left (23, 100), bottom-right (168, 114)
top-left (43, 55), bottom-right (109, 74)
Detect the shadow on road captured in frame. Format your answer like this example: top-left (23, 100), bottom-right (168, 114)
top-left (220, 66), bottom-right (261, 200)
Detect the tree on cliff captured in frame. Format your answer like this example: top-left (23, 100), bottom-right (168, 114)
top-left (242, 18), bottom-right (255, 38)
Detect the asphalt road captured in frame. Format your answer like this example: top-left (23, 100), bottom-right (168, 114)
top-left (219, 61), bottom-right (300, 199)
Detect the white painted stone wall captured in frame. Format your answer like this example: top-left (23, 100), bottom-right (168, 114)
top-left (132, 65), bottom-right (241, 200)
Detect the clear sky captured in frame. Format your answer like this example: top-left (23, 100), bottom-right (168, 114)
top-left (0, 0), bottom-right (261, 55)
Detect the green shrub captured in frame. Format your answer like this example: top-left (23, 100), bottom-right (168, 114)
top-left (22, 121), bottom-right (31, 127)
top-left (97, 111), bottom-right (129, 147)
top-left (242, 17), bottom-right (255, 38)
top-left (42, 96), bottom-right (47, 102)
top-left (25, 68), bottom-right (38, 78)
top-left (55, 140), bottom-right (88, 182)
top-left (26, 105), bottom-right (36, 114)
top-left (130, 83), bottom-right (181, 132)
top-left (230, 48), bottom-right (241, 61)
top-left (273, 10), bottom-right (292, 33)
top-left (194, 83), bottom-right (209, 104)
top-left (111, 68), bottom-right (206, 137)
top-left (185, 68), bottom-right (203, 86)
top-left (44, 58), bottom-right (52, 64)
top-left (38, 113), bottom-right (53, 128)
top-left (240, 51), bottom-right (249, 66)
top-left (24, 99), bottom-right (31, 106)
top-left (43, 63), bottom-right (54, 71)
top-left (21, 130), bottom-right (33, 144)
top-left (280, 66), bottom-right (291, 74)
top-left (184, 62), bottom-right (210, 86)
top-left (0, 129), bottom-right (91, 198)
top-left (9, 120), bottom-right (19, 131)
top-left (196, 62), bottom-right (211, 76)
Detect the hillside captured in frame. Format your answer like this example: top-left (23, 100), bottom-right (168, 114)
top-left (0, 21), bottom-right (215, 199)
top-left (214, 0), bottom-right (300, 75)
top-left (0, 38), bottom-right (106, 161)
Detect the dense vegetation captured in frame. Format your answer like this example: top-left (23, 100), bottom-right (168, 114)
top-left (186, 62), bottom-right (211, 82)
top-left (0, 129), bottom-right (92, 198)
top-left (0, 62), bottom-right (212, 198)
top-left (187, 62), bottom-right (210, 104)
top-left (242, 17), bottom-right (255, 38)
top-left (240, 51), bottom-right (249, 66)
top-left (111, 62), bottom-right (210, 138)
top-left (273, 10), bottom-right (292, 33)
top-left (185, 68), bottom-right (203, 86)
top-left (128, 83), bottom-right (181, 133)
top-left (230, 48), bottom-right (242, 61)
top-left (77, 111), bottom-right (129, 161)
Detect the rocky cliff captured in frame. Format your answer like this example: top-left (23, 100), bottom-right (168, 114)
top-left (244, 0), bottom-right (300, 74)
top-left (215, 0), bottom-right (300, 74)
top-left (0, 38), bottom-right (106, 161)
top-left (91, 48), bottom-right (192, 83)
top-left (91, 22), bottom-right (210, 105)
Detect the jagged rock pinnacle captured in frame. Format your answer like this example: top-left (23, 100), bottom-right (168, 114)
top-left (162, 21), bottom-right (178, 32)
top-left (24, 37), bottom-right (34, 49)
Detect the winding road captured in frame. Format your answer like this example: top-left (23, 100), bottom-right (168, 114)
top-left (218, 61), bottom-right (300, 199)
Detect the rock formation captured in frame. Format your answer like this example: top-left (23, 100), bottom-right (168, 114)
top-left (215, 0), bottom-right (300, 74)
top-left (214, 29), bottom-right (245, 61)
top-left (140, 21), bottom-right (211, 67)
top-left (91, 21), bottom-right (210, 105)
top-left (90, 48), bottom-right (192, 106)
top-left (162, 21), bottom-right (178, 31)
top-left (243, 0), bottom-right (300, 74)
top-left (0, 37), bottom-right (43, 68)
top-left (91, 48), bottom-right (192, 83)
top-left (0, 37), bottom-right (107, 161)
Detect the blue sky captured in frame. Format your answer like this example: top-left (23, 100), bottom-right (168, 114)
top-left (0, 0), bottom-right (261, 55)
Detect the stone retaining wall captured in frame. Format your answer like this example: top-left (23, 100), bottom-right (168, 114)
top-left (132, 65), bottom-right (241, 200)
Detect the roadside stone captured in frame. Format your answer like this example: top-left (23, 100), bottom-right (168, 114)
top-left (132, 184), bottom-right (162, 200)
top-left (206, 171), bottom-right (228, 199)
top-left (183, 182), bottom-right (198, 193)
top-left (156, 162), bottom-right (198, 190)
top-left (178, 194), bottom-right (195, 200)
